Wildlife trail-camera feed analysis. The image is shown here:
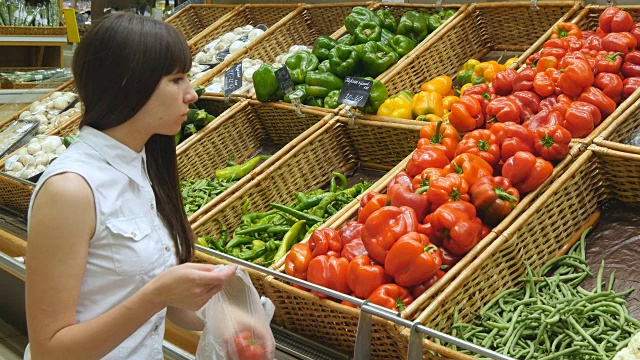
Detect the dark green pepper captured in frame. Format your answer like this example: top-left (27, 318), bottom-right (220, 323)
top-left (397, 11), bottom-right (429, 43)
top-left (337, 34), bottom-right (354, 46)
top-left (328, 44), bottom-right (360, 78)
top-left (285, 51), bottom-right (319, 84)
top-left (284, 84), bottom-right (309, 103)
top-left (311, 36), bottom-right (338, 62)
top-left (354, 21), bottom-right (382, 45)
top-left (376, 9), bottom-right (397, 33)
top-left (324, 90), bottom-right (341, 109)
top-left (426, 13), bottom-right (442, 34)
top-left (361, 41), bottom-right (399, 78)
top-left (193, 85), bottom-right (206, 97)
top-left (317, 60), bottom-right (331, 73)
top-left (360, 77), bottom-right (388, 114)
top-left (305, 71), bottom-right (343, 98)
top-left (253, 63), bottom-right (284, 102)
top-left (389, 34), bottom-right (416, 57)
top-left (380, 28), bottom-right (395, 44)
top-left (439, 9), bottom-right (456, 20)
top-left (345, 6), bottom-right (381, 35)
top-left (305, 96), bottom-right (324, 107)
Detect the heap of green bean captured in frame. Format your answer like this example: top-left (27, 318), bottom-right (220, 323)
top-left (448, 228), bottom-right (640, 359)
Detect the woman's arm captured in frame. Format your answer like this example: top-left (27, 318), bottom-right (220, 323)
top-left (166, 307), bottom-right (205, 331)
top-left (26, 173), bottom-right (238, 359)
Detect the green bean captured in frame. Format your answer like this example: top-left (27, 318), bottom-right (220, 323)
top-left (481, 288), bottom-right (518, 315)
top-left (568, 316), bottom-right (608, 358)
top-left (538, 346), bottom-right (581, 360)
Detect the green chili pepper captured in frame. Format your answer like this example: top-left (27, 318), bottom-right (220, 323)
top-left (329, 178), bottom-right (337, 193)
top-left (235, 224), bottom-right (272, 236)
top-left (269, 203), bottom-right (323, 225)
top-left (215, 155), bottom-right (270, 181)
top-left (331, 172), bottom-right (348, 190)
top-left (225, 235), bottom-right (256, 249)
top-left (273, 220), bottom-right (306, 264)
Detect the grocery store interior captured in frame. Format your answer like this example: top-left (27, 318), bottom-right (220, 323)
top-left (2, 0), bottom-right (640, 359)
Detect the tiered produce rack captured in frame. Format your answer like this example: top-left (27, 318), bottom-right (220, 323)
top-left (3, 1), bottom-right (640, 359)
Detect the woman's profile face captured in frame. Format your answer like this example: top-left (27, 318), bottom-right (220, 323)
top-left (135, 72), bottom-right (198, 136)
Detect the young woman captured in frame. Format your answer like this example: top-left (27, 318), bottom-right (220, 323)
top-left (24, 13), bottom-right (238, 359)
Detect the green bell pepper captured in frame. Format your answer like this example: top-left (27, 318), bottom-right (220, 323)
top-left (361, 41), bottom-right (399, 78)
top-left (305, 71), bottom-right (343, 98)
top-left (345, 6), bottom-right (381, 35)
top-left (284, 84), bottom-right (309, 103)
top-left (389, 34), bottom-right (416, 57)
top-left (337, 34), bottom-right (354, 46)
top-left (360, 77), bottom-right (388, 114)
top-left (439, 9), bottom-right (456, 20)
top-left (397, 11), bottom-right (429, 43)
top-left (426, 13), bottom-right (442, 33)
top-left (311, 36), bottom-right (338, 62)
top-left (380, 28), bottom-right (395, 44)
top-left (253, 64), bottom-right (283, 102)
top-left (305, 96), bottom-right (324, 107)
top-left (318, 60), bottom-right (331, 73)
top-left (285, 51), bottom-right (319, 84)
top-left (457, 59), bottom-right (480, 86)
top-left (354, 21), bottom-right (382, 45)
top-left (376, 9), bottom-right (397, 33)
top-left (328, 44), bottom-right (360, 78)
top-left (324, 90), bottom-right (341, 109)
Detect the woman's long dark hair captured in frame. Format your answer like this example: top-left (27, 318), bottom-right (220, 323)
top-left (72, 13), bottom-right (194, 263)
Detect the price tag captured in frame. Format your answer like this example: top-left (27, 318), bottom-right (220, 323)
top-left (224, 62), bottom-right (243, 99)
top-left (275, 66), bottom-right (295, 94)
top-left (338, 76), bottom-right (373, 108)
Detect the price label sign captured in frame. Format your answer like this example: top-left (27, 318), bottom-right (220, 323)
top-left (338, 76), bottom-right (373, 108)
top-left (224, 62), bottom-right (243, 98)
top-left (275, 66), bottom-right (295, 94)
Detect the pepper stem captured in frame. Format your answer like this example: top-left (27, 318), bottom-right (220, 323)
top-left (495, 187), bottom-right (519, 203)
top-left (477, 139), bottom-right (489, 152)
top-left (482, 91), bottom-right (491, 100)
top-left (453, 162), bottom-right (463, 175)
top-left (487, 116), bottom-right (498, 124)
top-left (395, 298), bottom-right (406, 312)
top-left (541, 133), bottom-right (555, 149)
top-left (424, 244), bottom-right (438, 253)
top-left (605, 52), bottom-right (623, 62)
top-left (431, 120), bottom-right (444, 145)
top-left (450, 187), bottom-right (461, 201)
top-left (416, 185), bottom-right (430, 195)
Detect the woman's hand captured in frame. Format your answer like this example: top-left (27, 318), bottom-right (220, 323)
top-left (146, 263), bottom-right (237, 311)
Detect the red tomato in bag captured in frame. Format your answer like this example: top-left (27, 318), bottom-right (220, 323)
top-left (231, 330), bottom-right (270, 360)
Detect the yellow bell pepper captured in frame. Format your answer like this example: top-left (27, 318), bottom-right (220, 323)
top-left (411, 91), bottom-right (444, 119)
top-left (459, 83), bottom-right (473, 96)
top-left (442, 95), bottom-right (460, 113)
top-left (471, 61), bottom-right (505, 85)
top-left (377, 97), bottom-right (413, 120)
top-left (504, 57), bottom-right (519, 69)
top-left (420, 75), bottom-right (453, 96)
top-left (415, 114), bottom-right (442, 123)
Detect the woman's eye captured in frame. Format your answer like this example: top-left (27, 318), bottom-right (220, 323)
top-left (173, 77), bottom-right (184, 84)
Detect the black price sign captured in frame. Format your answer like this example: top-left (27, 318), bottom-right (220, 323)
top-left (224, 62), bottom-right (243, 98)
top-left (338, 76), bottom-right (373, 108)
top-left (275, 66), bottom-right (295, 94)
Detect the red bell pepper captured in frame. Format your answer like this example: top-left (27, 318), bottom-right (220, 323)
top-left (455, 129), bottom-right (501, 166)
top-left (536, 56), bottom-right (559, 73)
top-left (557, 54), bottom-right (595, 97)
top-left (417, 120), bottom-right (461, 160)
top-left (342, 239), bottom-right (367, 262)
top-left (493, 68), bottom-right (517, 96)
top-left (465, 83), bottom-right (496, 117)
top-left (631, 24), bottom-right (640, 49)
top-left (594, 72), bottom-right (623, 103)
top-left (538, 96), bottom-right (558, 112)
top-left (426, 173), bottom-right (470, 211)
top-left (485, 97), bottom-right (521, 129)
top-left (428, 201), bottom-right (484, 255)
top-left (412, 167), bottom-right (446, 193)
top-left (490, 121), bottom-right (536, 162)
top-left (552, 94), bottom-right (573, 117)
top-left (598, 7), bottom-right (634, 33)
top-left (309, 228), bottom-right (343, 258)
top-left (449, 95), bottom-right (485, 132)
top-left (602, 32), bottom-right (638, 56)
top-left (285, 243), bottom-right (312, 281)
top-left (522, 109), bottom-right (564, 133)
top-left (406, 145), bottom-right (450, 177)
top-left (533, 71), bottom-right (556, 98)
top-left (512, 67), bottom-right (537, 92)
top-left (385, 232), bottom-right (442, 287)
top-left (533, 125), bottom-right (572, 162)
top-left (564, 100), bottom-right (602, 138)
top-left (357, 192), bottom-right (387, 224)
top-left (388, 183), bottom-right (430, 220)
top-left (361, 206), bottom-right (418, 265)
top-left (439, 246), bottom-right (463, 269)
top-left (579, 86), bottom-right (617, 117)
top-left (410, 270), bottom-right (445, 299)
top-left (511, 91), bottom-right (542, 122)
top-left (566, 36), bottom-right (585, 52)
top-left (347, 255), bottom-right (391, 299)
top-left (526, 53), bottom-right (542, 68)
top-left (307, 255), bottom-right (350, 298)
top-left (622, 51), bottom-right (640, 78)
top-left (338, 220), bottom-right (363, 247)
top-left (584, 35), bottom-right (603, 51)
top-left (444, 153), bottom-right (494, 187)
top-left (595, 51), bottom-right (623, 74)
top-left (470, 175), bottom-right (520, 226)
top-left (231, 330), bottom-right (270, 360)
top-left (552, 22), bottom-right (582, 39)
top-left (387, 171), bottom-right (413, 190)
top-left (502, 151), bottom-right (553, 194)
top-left (367, 284), bottom-right (414, 312)
top-left (622, 77), bottom-right (640, 100)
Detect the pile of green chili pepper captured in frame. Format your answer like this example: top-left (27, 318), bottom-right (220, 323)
top-left (180, 155), bottom-right (270, 217)
top-left (446, 228), bottom-right (640, 359)
top-left (197, 172), bottom-right (372, 267)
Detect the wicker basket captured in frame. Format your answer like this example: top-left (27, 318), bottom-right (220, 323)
top-left (165, 4), bottom-right (241, 41)
top-left (594, 93), bottom-right (640, 155)
top-left (263, 137), bottom-right (580, 360)
top-left (177, 97), bottom-right (336, 225)
top-left (0, 25), bottom-right (66, 36)
top-left (0, 67), bottom-right (67, 90)
top-left (399, 143), bottom-right (640, 358)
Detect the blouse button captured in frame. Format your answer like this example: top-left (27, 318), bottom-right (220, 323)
top-left (131, 231), bottom-right (137, 237)
top-left (149, 203), bottom-right (155, 211)
top-left (164, 246), bottom-right (170, 253)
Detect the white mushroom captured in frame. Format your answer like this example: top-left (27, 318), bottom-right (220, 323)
top-left (27, 142), bottom-right (41, 155)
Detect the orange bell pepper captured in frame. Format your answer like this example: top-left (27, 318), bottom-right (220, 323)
top-left (416, 120), bottom-right (461, 160)
top-left (361, 206), bottom-right (419, 265)
top-left (347, 255), bottom-right (391, 299)
top-left (406, 145), bottom-right (450, 177)
top-left (502, 151), bottom-right (553, 194)
top-left (426, 173), bottom-right (470, 211)
top-left (368, 284), bottom-right (414, 312)
top-left (309, 228), bottom-right (343, 258)
top-left (285, 243), bottom-right (312, 280)
top-left (385, 232), bottom-right (442, 287)
top-left (428, 201), bottom-right (483, 255)
top-left (307, 255), bottom-right (350, 298)
top-left (448, 95), bottom-right (484, 132)
top-left (470, 176), bottom-right (520, 226)
top-left (420, 75), bottom-right (453, 96)
top-left (455, 129), bottom-right (501, 167)
top-left (412, 168), bottom-right (446, 194)
top-left (411, 91), bottom-right (444, 119)
top-left (444, 153), bottom-right (494, 187)
top-left (357, 192), bottom-right (387, 224)
top-left (551, 22), bottom-right (583, 39)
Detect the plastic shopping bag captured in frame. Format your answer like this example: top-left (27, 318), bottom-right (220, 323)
top-left (195, 265), bottom-right (275, 360)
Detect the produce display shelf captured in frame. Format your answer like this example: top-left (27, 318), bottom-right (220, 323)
top-left (165, 4), bottom-right (241, 42)
top-left (595, 93), bottom-right (640, 155)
